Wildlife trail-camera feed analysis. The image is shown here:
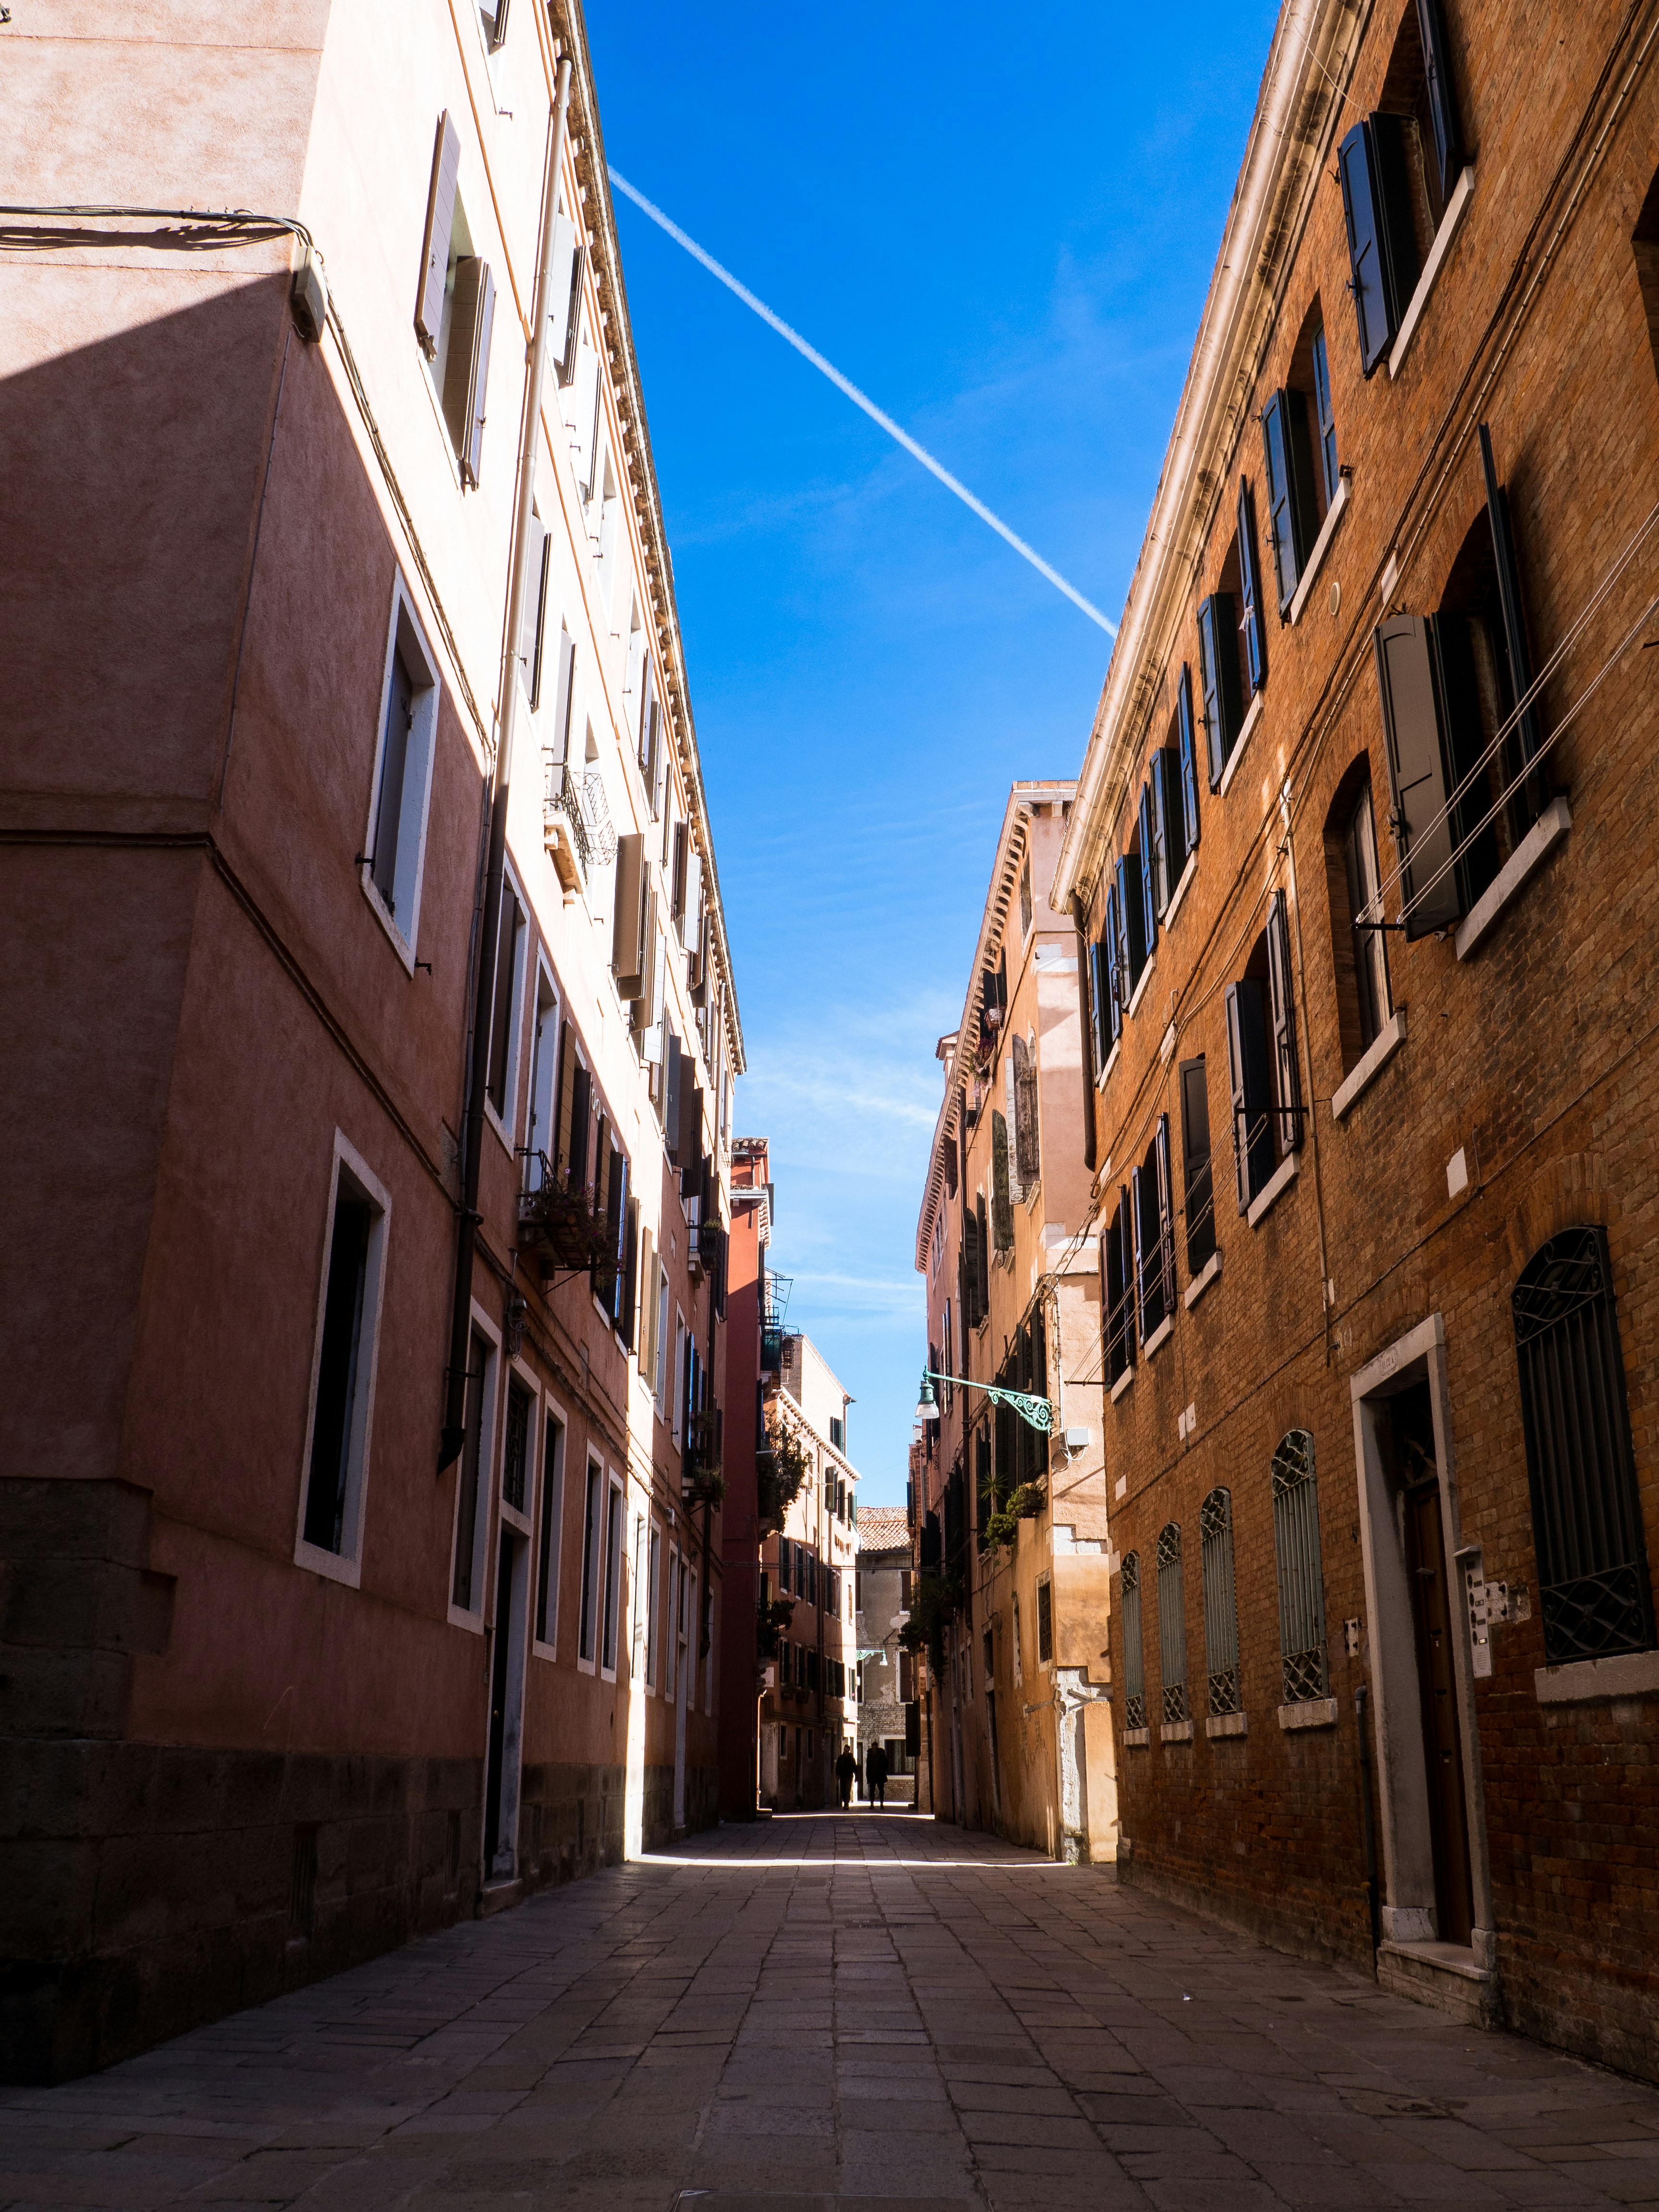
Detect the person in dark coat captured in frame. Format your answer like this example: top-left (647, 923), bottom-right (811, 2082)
top-left (835, 1744), bottom-right (857, 1808)
top-left (865, 1741), bottom-right (889, 1809)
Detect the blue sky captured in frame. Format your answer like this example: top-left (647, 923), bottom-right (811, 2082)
top-left (588, 1), bottom-right (1281, 1504)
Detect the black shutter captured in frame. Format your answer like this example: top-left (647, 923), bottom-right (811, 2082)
top-left (1117, 854), bottom-right (1146, 993)
top-left (1103, 886), bottom-right (1124, 1046)
top-left (416, 113), bottom-right (461, 353)
top-left (1151, 749), bottom-right (1182, 900)
top-left (1154, 1115), bottom-right (1176, 1314)
top-left (622, 1195), bottom-right (639, 1349)
top-left (1180, 1057), bottom-right (1215, 1273)
top-left (1177, 664), bottom-right (1202, 849)
top-left (1373, 614), bottom-right (1462, 937)
top-left (1198, 594), bottom-right (1242, 785)
top-left (1266, 890), bottom-right (1304, 1154)
top-left (1139, 782), bottom-right (1163, 933)
top-left (1087, 938), bottom-right (1107, 1076)
top-left (976, 1193), bottom-right (989, 1314)
top-left (1261, 390), bottom-right (1319, 614)
top-left (1478, 422), bottom-right (1544, 781)
top-left (1416, 0), bottom-right (1465, 206)
top-left (1339, 121), bottom-right (1394, 376)
top-left (1237, 476), bottom-right (1267, 692)
top-left (1129, 1162), bottom-right (1148, 1343)
top-left (665, 1030), bottom-right (683, 1162)
top-left (1225, 981), bottom-right (1274, 1209)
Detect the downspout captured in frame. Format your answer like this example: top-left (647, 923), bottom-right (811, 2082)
top-left (440, 58), bottom-right (574, 1468)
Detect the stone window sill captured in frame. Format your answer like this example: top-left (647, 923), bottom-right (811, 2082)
top-left (1126, 954), bottom-right (1156, 1022)
top-left (1110, 1364), bottom-right (1135, 1405)
top-left (1124, 1726), bottom-right (1151, 1748)
top-left (1215, 693), bottom-right (1264, 802)
top-left (1277, 1695), bottom-right (1337, 1731)
top-left (1160, 1719), bottom-right (1193, 1743)
top-left (1454, 796), bottom-right (1572, 962)
top-left (1331, 1007), bottom-right (1407, 1121)
top-left (1206, 1711), bottom-right (1247, 1739)
top-left (1389, 166), bottom-right (1476, 381)
top-left (1097, 1037), bottom-right (1120, 1091)
top-left (1535, 1647), bottom-right (1659, 1704)
top-left (1184, 1249), bottom-right (1221, 1311)
top-left (1246, 1146), bottom-right (1299, 1229)
top-left (1287, 474), bottom-right (1350, 627)
top-left (1164, 851), bottom-right (1198, 929)
top-left (1142, 1314), bottom-right (1173, 1361)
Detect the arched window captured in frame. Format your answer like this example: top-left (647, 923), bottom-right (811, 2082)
top-left (1157, 1522), bottom-right (1189, 1724)
top-left (1120, 1551), bottom-right (1146, 1731)
top-left (1200, 1488), bottom-right (1240, 1716)
top-left (1514, 1226), bottom-right (1655, 1662)
top-left (1272, 1431), bottom-right (1328, 1704)
top-left (1324, 757), bottom-right (1393, 1069)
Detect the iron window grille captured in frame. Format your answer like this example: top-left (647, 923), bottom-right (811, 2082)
top-left (1121, 1551), bottom-right (1146, 1731)
top-left (1157, 1521), bottom-right (1189, 1724)
top-left (1200, 1487), bottom-right (1241, 1716)
top-left (502, 1381), bottom-right (530, 1513)
top-left (1272, 1430), bottom-right (1328, 1703)
top-left (1514, 1226), bottom-right (1655, 1663)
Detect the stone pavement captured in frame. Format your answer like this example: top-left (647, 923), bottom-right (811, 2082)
top-left (4, 1811), bottom-right (1659, 2211)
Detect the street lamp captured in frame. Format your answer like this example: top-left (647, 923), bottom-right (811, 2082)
top-left (914, 1369), bottom-right (1056, 1435)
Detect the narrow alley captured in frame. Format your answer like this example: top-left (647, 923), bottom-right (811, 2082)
top-left (4, 1815), bottom-right (1657, 2212)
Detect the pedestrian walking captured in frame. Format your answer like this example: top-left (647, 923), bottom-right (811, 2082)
top-left (866, 1741), bottom-right (889, 1809)
top-left (835, 1743), bottom-right (857, 1808)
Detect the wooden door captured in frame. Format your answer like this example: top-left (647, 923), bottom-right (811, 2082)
top-left (1404, 1479), bottom-right (1475, 1945)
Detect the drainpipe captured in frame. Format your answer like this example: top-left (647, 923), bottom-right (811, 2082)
top-left (440, 58), bottom-right (574, 1469)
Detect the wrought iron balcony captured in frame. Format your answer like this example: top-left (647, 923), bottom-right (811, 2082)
top-left (518, 1156), bottom-right (610, 1271)
top-left (542, 764), bottom-right (591, 894)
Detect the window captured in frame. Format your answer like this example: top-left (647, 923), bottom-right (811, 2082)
top-left (1121, 1551), bottom-right (1146, 1730)
top-left (612, 832), bottom-right (648, 1001)
top-left (534, 1412), bottom-right (565, 1650)
top-left (478, 0), bottom-right (509, 50)
top-left (1261, 387), bottom-right (1322, 615)
top-left (414, 115), bottom-right (495, 485)
top-left (1179, 1058), bottom-right (1215, 1275)
top-left (830, 1416), bottom-right (845, 1452)
top-left (601, 1477), bottom-right (624, 1675)
top-left (519, 511), bottom-right (553, 709)
top-left (1018, 858), bottom-right (1034, 938)
top-left (299, 1142), bottom-right (388, 1572)
top-left (1131, 1119), bottom-right (1176, 1343)
top-left (1113, 848), bottom-right (1148, 1004)
top-left (484, 881), bottom-right (527, 1129)
top-left (1036, 1575), bottom-right (1053, 1667)
top-left (577, 1456), bottom-right (602, 1665)
top-left (597, 450), bottom-right (622, 618)
top-left (1224, 890), bottom-right (1302, 1211)
top-left (1635, 165), bottom-right (1659, 385)
top-left (1374, 425), bottom-right (1548, 938)
top-left (1514, 1227), bottom-right (1654, 1663)
top-left (653, 1267), bottom-right (671, 1406)
top-left (1197, 589), bottom-right (1244, 788)
top-left (1102, 1187), bottom-right (1136, 1387)
top-left (1007, 1035), bottom-right (1039, 1198)
top-left (1324, 766), bottom-right (1393, 1061)
top-left (1200, 1488), bottom-right (1240, 1716)
top-left (1156, 1522), bottom-right (1188, 1723)
top-left (525, 970), bottom-right (560, 1189)
top-left (451, 1326), bottom-right (497, 1614)
top-left (1272, 1430), bottom-right (1328, 1703)
top-left (364, 589), bottom-right (441, 956)
top-left (991, 1110), bottom-right (1014, 1253)
top-left (502, 1379), bottom-right (531, 1515)
top-left (554, 212), bottom-right (583, 388)
top-left (1236, 477), bottom-right (1267, 695)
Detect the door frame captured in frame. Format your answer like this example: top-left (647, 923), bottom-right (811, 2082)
top-left (1349, 1313), bottom-right (1494, 1953)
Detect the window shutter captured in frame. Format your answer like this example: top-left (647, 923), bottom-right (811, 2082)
top-left (1102, 888), bottom-right (1124, 1046)
top-left (558, 245), bottom-right (586, 389)
top-left (961, 1212), bottom-right (977, 1331)
top-left (1179, 1057), bottom-right (1215, 1273)
top-left (416, 113), bottom-right (462, 354)
top-left (546, 628), bottom-right (575, 766)
top-left (521, 517), bottom-right (551, 705)
top-left (1261, 391), bottom-right (1318, 615)
top-left (976, 1193), bottom-right (990, 1312)
top-left (1003, 1058), bottom-right (1023, 1206)
top-left (1197, 594), bottom-right (1241, 785)
top-left (1312, 328), bottom-right (1339, 504)
top-left (1117, 853), bottom-right (1146, 991)
top-left (991, 1110), bottom-right (1014, 1251)
top-left (1416, 0), bottom-right (1465, 205)
top-left (1129, 1162), bottom-right (1148, 1343)
top-left (1236, 476), bottom-right (1266, 693)
top-left (638, 1228), bottom-right (655, 1370)
top-left (1014, 1038), bottom-right (1039, 1187)
top-left (463, 262), bottom-right (496, 488)
top-left (611, 832), bottom-right (646, 995)
top-left (1373, 614), bottom-right (1462, 937)
top-left (1085, 939), bottom-right (1105, 1075)
top-left (1150, 750), bottom-right (1181, 903)
top-left (638, 653), bottom-right (656, 772)
top-left (1154, 1114), bottom-right (1175, 1309)
top-left (1478, 423), bottom-right (1543, 775)
top-left (1138, 783), bottom-right (1162, 936)
top-left (485, 0), bottom-right (511, 49)
top-left (1266, 889), bottom-right (1303, 1154)
top-left (622, 1196), bottom-right (639, 1348)
top-left (665, 1030), bottom-right (683, 1161)
top-left (682, 850), bottom-right (702, 953)
top-left (1176, 665), bottom-right (1201, 852)
top-left (1225, 980), bottom-right (1274, 1208)
top-left (1339, 121), bottom-right (1391, 375)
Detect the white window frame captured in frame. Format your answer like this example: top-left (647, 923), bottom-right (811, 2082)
top-left (446, 1298), bottom-right (502, 1629)
top-left (646, 1519), bottom-right (662, 1690)
top-left (671, 1312), bottom-right (686, 1446)
top-left (600, 1469), bottom-right (626, 1681)
top-left (500, 1352), bottom-right (539, 1541)
top-left (361, 576), bottom-right (442, 971)
top-left (484, 862), bottom-right (530, 1153)
top-left (293, 1131), bottom-right (391, 1589)
top-left (531, 1394), bottom-right (568, 1661)
top-left (665, 1544), bottom-right (681, 1701)
top-left (576, 1450), bottom-right (605, 1673)
top-left (653, 1266), bottom-right (671, 1409)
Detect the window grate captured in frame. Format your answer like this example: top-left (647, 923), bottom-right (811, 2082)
top-left (1121, 1551), bottom-right (1146, 1731)
top-left (502, 1382), bottom-right (530, 1513)
top-left (1514, 1226), bottom-right (1654, 1663)
top-left (1272, 1430), bottom-right (1328, 1703)
top-left (1156, 1522), bottom-right (1188, 1725)
top-left (1200, 1487), bottom-right (1240, 1717)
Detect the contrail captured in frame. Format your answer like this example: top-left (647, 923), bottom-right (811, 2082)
top-left (607, 167), bottom-right (1118, 639)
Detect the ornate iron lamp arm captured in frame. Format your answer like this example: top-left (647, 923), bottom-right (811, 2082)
top-left (922, 1370), bottom-right (1055, 1435)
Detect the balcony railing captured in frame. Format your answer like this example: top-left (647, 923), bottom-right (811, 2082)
top-left (518, 1155), bottom-right (611, 1271)
top-left (542, 764), bottom-right (591, 894)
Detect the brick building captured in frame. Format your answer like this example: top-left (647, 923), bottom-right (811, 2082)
top-left (911, 787), bottom-right (1116, 1861)
top-left (854, 1506), bottom-right (919, 1802)
top-left (716, 1136), bottom-right (772, 1817)
top-left (3, 0), bottom-right (742, 2080)
top-left (1049, 0), bottom-right (1659, 2079)
top-left (757, 1334), bottom-right (861, 1809)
